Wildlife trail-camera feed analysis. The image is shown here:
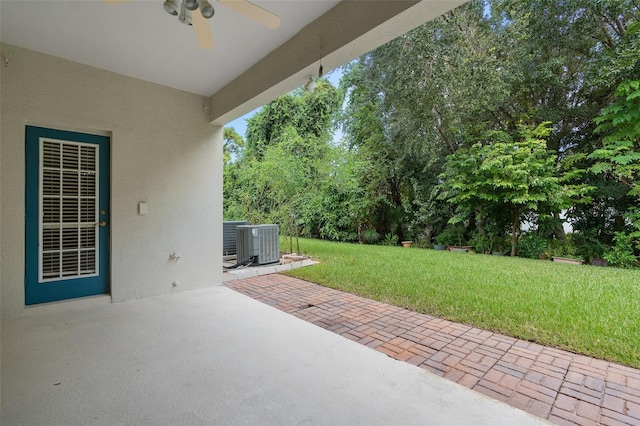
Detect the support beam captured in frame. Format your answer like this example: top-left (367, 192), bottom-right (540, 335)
top-left (208, 0), bottom-right (465, 125)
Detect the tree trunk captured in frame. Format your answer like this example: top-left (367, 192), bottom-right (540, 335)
top-left (289, 214), bottom-right (294, 254)
top-left (475, 209), bottom-right (485, 236)
top-left (424, 226), bottom-right (433, 246)
top-left (553, 212), bottom-right (567, 241)
top-left (289, 229), bottom-right (293, 254)
top-left (511, 208), bottom-right (520, 257)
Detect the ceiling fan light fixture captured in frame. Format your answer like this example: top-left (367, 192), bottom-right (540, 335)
top-left (163, 0), bottom-right (180, 16)
top-left (155, 0), bottom-right (281, 49)
top-left (183, 0), bottom-right (198, 11)
top-left (178, 2), bottom-right (192, 25)
top-left (197, 0), bottom-right (215, 19)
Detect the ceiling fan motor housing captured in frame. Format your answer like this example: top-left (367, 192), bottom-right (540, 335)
top-left (184, 0), bottom-right (198, 11)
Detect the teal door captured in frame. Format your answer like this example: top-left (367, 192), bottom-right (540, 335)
top-left (25, 126), bottom-right (110, 305)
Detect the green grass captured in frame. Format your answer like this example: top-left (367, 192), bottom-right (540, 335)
top-left (283, 238), bottom-right (640, 368)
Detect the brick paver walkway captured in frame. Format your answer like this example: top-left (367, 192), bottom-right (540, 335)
top-left (226, 274), bottom-right (640, 425)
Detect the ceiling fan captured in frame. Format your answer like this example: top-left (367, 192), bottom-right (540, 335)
top-left (104, 0), bottom-right (280, 49)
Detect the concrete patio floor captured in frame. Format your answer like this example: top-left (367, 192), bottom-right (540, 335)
top-left (1, 285), bottom-right (546, 425)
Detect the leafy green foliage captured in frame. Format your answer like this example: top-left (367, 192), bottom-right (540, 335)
top-left (382, 233), bottom-right (399, 246)
top-left (588, 79), bottom-right (640, 261)
top-left (224, 78), bottom-right (358, 244)
top-left (590, 80), bottom-right (640, 199)
top-left (469, 232), bottom-right (510, 254)
top-left (604, 232), bottom-right (639, 269)
top-left (491, 0), bottom-right (639, 152)
top-left (339, 3), bottom-right (503, 241)
top-left (223, 127), bottom-right (244, 165)
top-left (516, 233), bottom-right (548, 259)
top-left (436, 124), bottom-right (568, 255)
top-left (361, 229), bottom-right (380, 244)
top-left (543, 238), bottom-right (581, 261)
top-left (573, 232), bottom-right (609, 264)
top-left (298, 142), bottom-right (367, 242)
top-left (245, 79), bottom-right (341, 160)
top-left (434, 225), bottom-right (465, 247)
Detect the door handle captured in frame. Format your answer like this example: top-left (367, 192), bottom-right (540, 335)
top-left (99, 221), bottom-right (107, 227)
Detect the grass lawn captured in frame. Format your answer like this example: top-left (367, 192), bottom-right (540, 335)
top-left (282, 238), bottom-right (640, 368)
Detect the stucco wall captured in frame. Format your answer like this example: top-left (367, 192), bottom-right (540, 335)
top-left (0, 43), bottom-right (223, 319)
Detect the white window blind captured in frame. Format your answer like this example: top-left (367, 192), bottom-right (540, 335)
top-left (39, 139), bottom-right (99, 282)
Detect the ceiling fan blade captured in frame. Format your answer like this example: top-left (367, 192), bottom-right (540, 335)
top-left (192, 9), bottom-right (215, 49)
top-left (217, 0), bottom-right (280, 29)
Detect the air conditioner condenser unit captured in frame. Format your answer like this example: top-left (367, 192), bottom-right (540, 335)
top-left (236, 224), bottom-right (280, 265)
top-left (223, 220), bottom-right (248, 256)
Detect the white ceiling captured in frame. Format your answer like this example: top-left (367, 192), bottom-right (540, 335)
top-left (0, 0), bottom-right (340, 97)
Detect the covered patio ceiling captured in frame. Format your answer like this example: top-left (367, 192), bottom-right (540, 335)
top-left (0, 0), bottom-right (466, 125)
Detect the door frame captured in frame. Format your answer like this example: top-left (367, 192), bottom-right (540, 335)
top-left (25, 125), bottom-right (111, 305)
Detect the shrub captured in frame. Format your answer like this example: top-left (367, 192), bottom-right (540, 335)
top-left (470, 234), bottom-right (492, 254)
top-left (517, 233), bottom-right (548, 259)
top-left (383, 233), bottom-right (399, 246)
top-left (414, 234), bottom-right (431, 248)
top-left (435, 226), bottom-right (464, 246)
top-left (533, 238), bottom-right (583, 263)
top-left (604, 232), bottom-right (639, 269)
top-left (574, 232), bottom-right (609, 263)
top-left (470, 233), bottom-right (509, 254)
top-left (362, 229), bottom-right (380, 244)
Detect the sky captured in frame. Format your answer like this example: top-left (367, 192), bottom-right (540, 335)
top-left (224, 67), bottom-right (344, 140)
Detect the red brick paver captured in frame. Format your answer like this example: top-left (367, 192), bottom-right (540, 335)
top-left (226, 274), bottom-right (640, 425)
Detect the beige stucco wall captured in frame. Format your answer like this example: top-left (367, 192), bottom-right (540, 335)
top-left (0, 43), bottom-right (223, 319)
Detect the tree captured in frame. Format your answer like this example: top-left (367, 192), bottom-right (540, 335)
top-left (339, 3), bottom-right (491, 241)
top-left (224, 0), bottom-right (639, 254)
top-left (589, 79), bottom-right (640, 262)
top-left (590, 80), bottom-right (640, 200)
top-left (223, 78), bottom-right (343, 243)
top-left (223, 127), bottom-right (244, 165)
top-left (299, 142), bottom-right (368, 242)
top-left (244, 79), bottom-right (341, 160)
top-left (436, 124), bottom-right (569, 256)
top-left (490, 0), bottom-right (640, 154)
